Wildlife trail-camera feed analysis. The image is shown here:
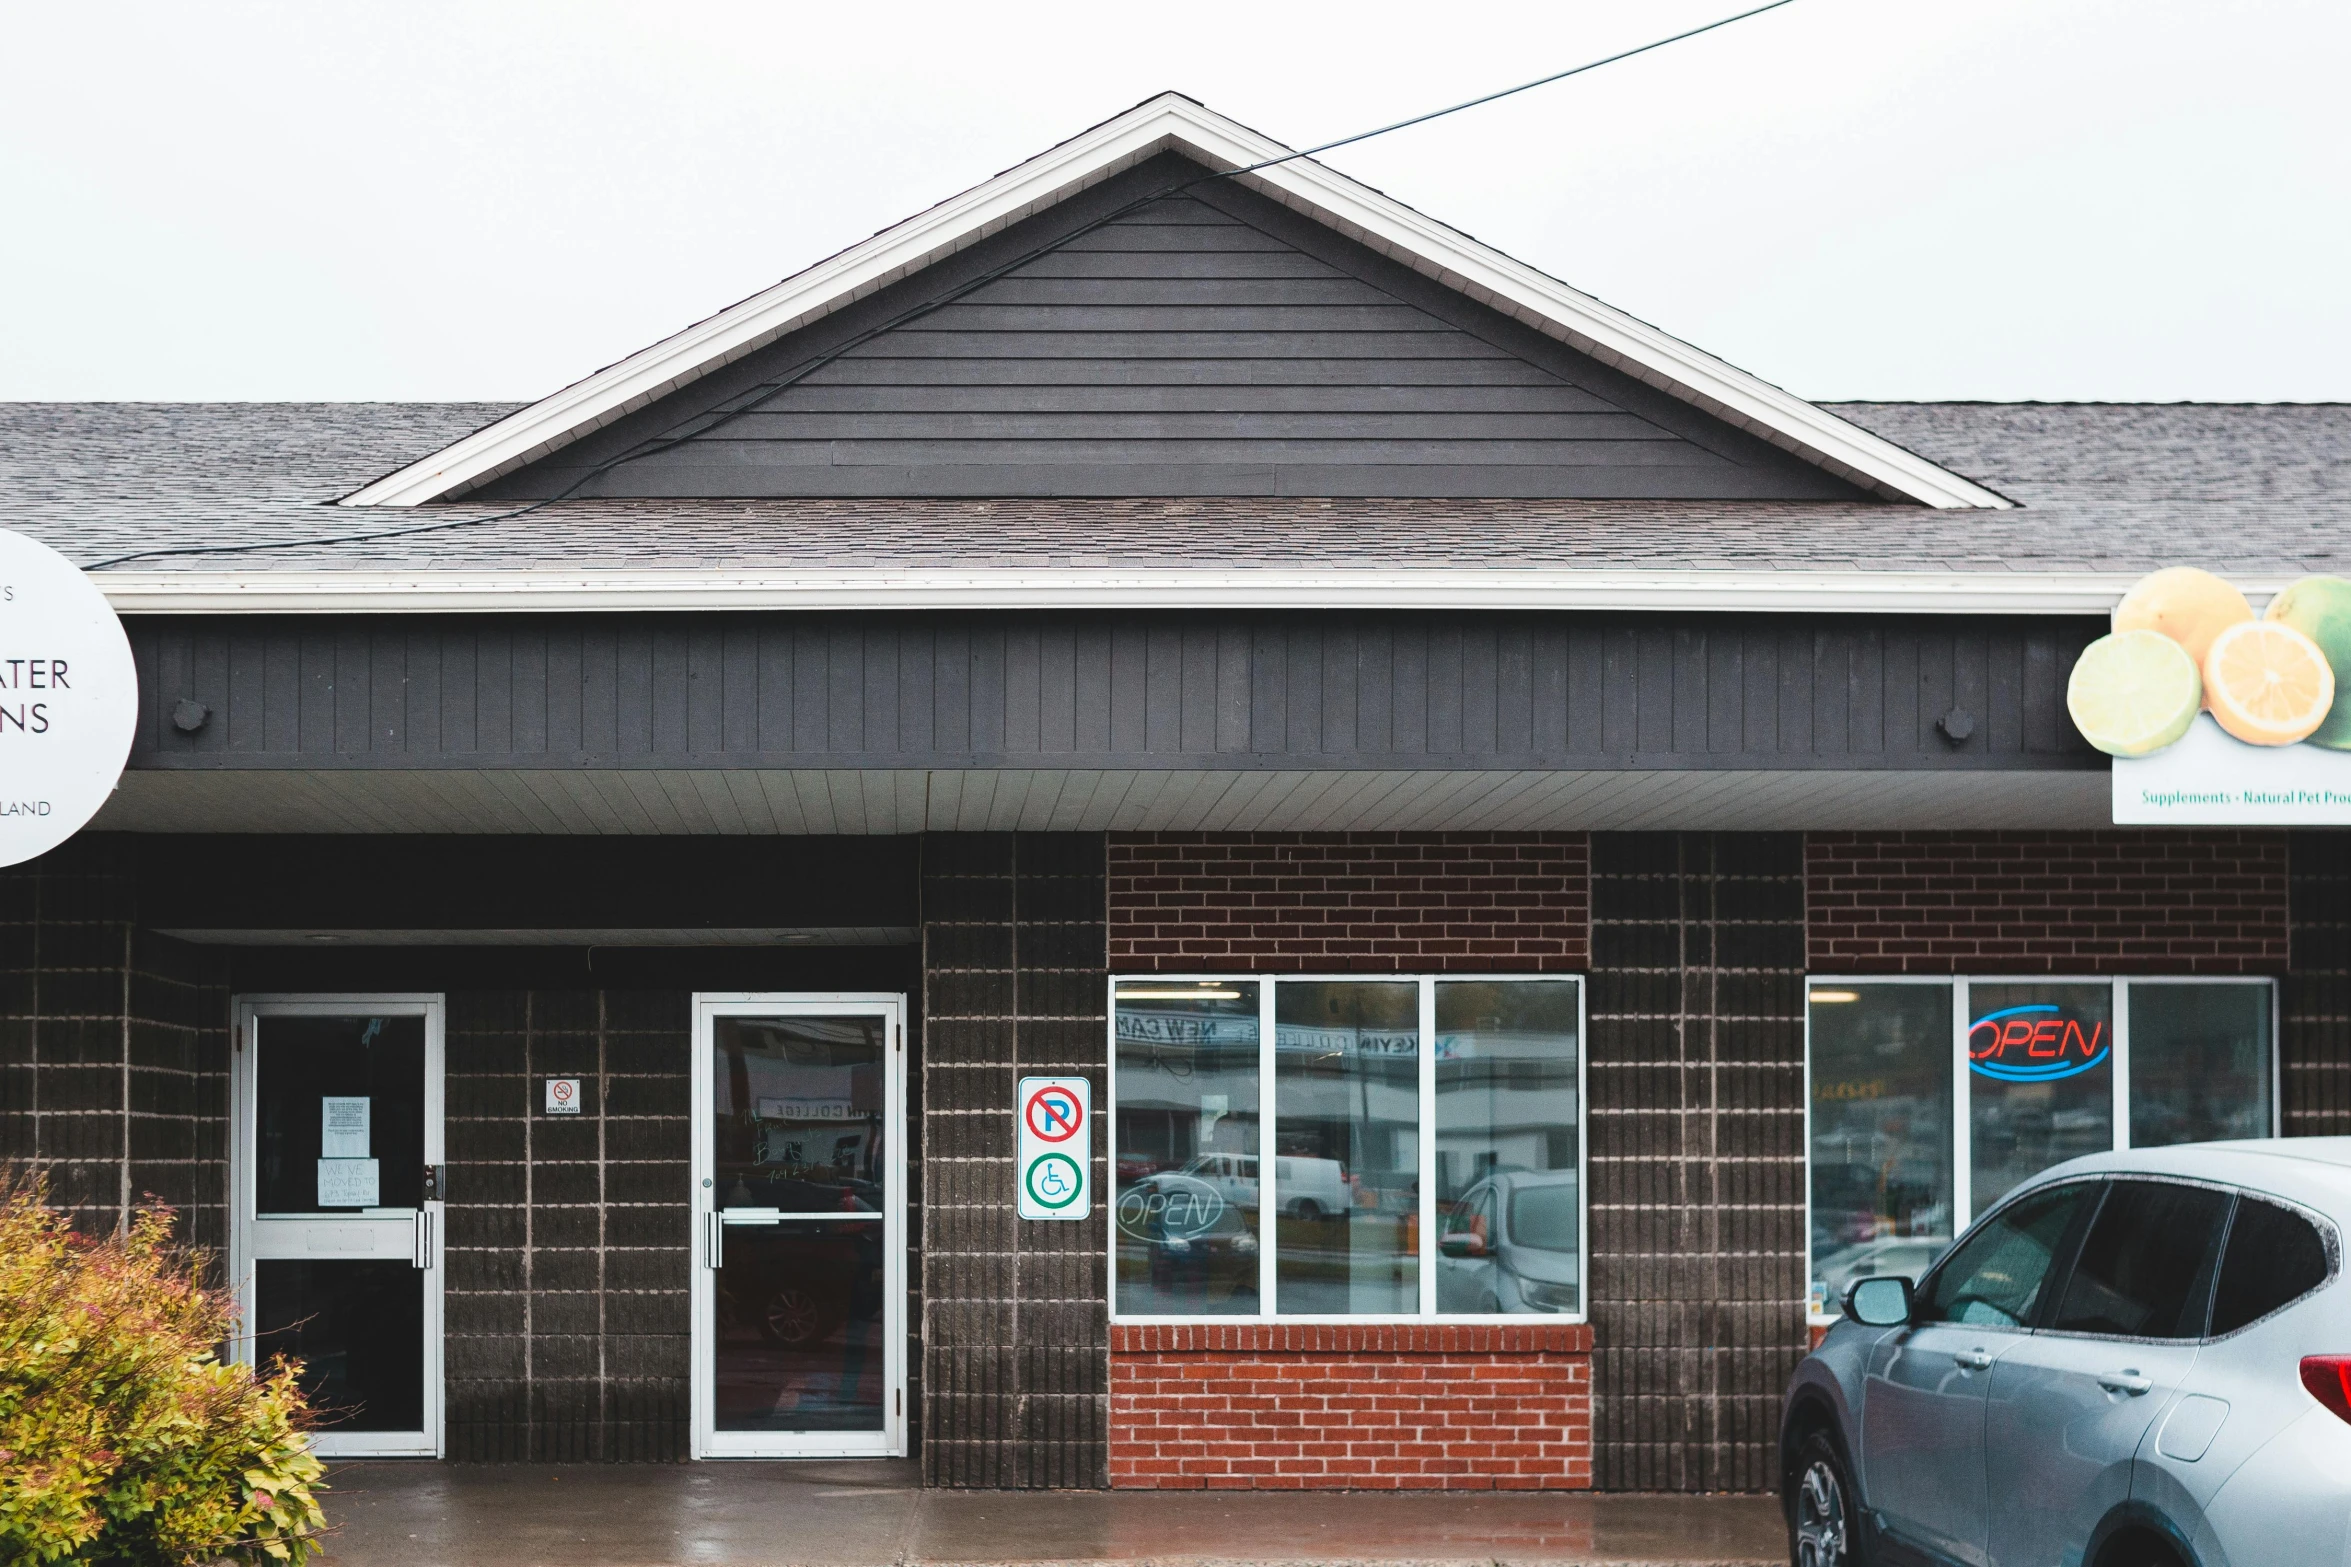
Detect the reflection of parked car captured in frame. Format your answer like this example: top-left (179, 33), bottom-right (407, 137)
top-left (1784, 1140), bottom-right (2349, 1567)
top-left (717, 1221), bottom-right (883, 1347)
top-left (1435, 1170), bottom-right (1580, 1313)
top-left (1141, 1192), bottom-right (1258, 1288)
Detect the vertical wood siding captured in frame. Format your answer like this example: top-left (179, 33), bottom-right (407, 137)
top-left (129, 613), bottom-right (2103, 772)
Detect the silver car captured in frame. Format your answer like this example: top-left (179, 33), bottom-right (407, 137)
top-left (1781, 1138), bottom-right (2350, 1567)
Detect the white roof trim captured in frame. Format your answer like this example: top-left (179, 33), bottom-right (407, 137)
top-left (341, 93), bottom-right (2008, 512)
top-left (97, 566), bottom-right (2171, 616)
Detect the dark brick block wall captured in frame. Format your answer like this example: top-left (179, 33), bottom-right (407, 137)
top-left (1586, 832), bottom-right (1806, 1492)
top-left (2287, 830), bottom-right (2351, 1134)
top-left (1807, 831), bottom-right (2290, 974)
top-left (1107, 832), bottom-right (1589, 972)
top-left (443, 989), bottom-right (692, 1461)
top-left (0, 838), bottom-right (227, 1251)
top-left (921, 833), bottom-right (1108, 1487)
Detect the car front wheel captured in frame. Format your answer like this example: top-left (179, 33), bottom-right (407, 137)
top-left (1789, 1432), bottom-right (1859, 1567)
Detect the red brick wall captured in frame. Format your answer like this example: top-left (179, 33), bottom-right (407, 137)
top-left (1807, 831), bottom-right (2290, 974)
top-left (1109, 1323), bottom-right (1592, 1490)
top-left (1107, 833), bottom-right (1589, 972)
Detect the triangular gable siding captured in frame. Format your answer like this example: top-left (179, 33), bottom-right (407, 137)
top-left (480, 154), bottom-right (1867, 502)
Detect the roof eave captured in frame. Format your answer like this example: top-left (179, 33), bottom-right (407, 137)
top-left (97, 566), bottom-right (2161, 616)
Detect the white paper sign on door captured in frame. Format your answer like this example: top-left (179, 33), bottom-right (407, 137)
top-left (317, 1159), bottom-right (380, 1208)
top-left (321, 1096), bottom-right (371, 1157)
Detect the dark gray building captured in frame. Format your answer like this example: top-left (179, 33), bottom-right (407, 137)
top-left (4, 94), bottom-right (2344, 1493)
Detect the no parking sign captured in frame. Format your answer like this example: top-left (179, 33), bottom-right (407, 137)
top-left (1016, 1077), bottom-right (1090, 1221)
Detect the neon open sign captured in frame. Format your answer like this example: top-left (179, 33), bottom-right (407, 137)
top-left (1968, 1004), bottom-right (2111, 1082)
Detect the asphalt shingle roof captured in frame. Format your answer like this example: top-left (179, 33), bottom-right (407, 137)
top-left (0, 400), bottom-right (2343, 577)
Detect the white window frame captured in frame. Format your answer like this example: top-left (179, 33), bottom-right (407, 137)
top-left (1106, 972), bottom-right (1588, 1325)
top-left (1804, 973), bottom-right (2281, 1323)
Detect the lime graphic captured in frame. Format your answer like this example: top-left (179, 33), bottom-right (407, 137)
top-left (2066, 630), bottom-right (2202, 757)
top-left (2265, 574), bottom-right (2351, 749)
top-left (1025, 1153), bottom-right (1082, 1210)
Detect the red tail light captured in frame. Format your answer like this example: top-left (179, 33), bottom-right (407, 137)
top-left (2300, 1356), bottom-right (2351, 1424)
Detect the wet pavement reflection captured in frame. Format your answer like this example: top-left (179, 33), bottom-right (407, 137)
top-left (324, 1460), bottom-right (1782, 1566)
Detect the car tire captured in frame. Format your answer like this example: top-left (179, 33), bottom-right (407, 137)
top-left (758, 1286), bottom-right (827, 1347)
top-left (2095, 1533), bottom-right (2186, 1567)
top-left (1291, 1199), bottom-right (1321, 1223)
top-left (1788, 1431), bottom-right (1862, 1567)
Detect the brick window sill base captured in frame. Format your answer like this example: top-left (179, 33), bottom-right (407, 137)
top-left (1111, 1320), bottom-right (1594, 1491)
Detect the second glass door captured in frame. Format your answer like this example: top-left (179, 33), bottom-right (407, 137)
top-left (692, 994), bottom-right (905, 1458)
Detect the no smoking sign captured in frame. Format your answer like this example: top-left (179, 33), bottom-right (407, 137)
top-left (1016, 1076), bottom-right (1090, 1221)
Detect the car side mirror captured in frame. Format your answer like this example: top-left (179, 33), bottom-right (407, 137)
top-left (1438, 1232), bottom-right (1489, 1259)
top-left (1843, 1275), bottom-right (1915, 1327)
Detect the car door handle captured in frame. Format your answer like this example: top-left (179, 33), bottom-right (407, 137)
top-left (1954, 1349), bottom-right (1995, 1371)
top-left (2097, 1370), bottom-right (2153, 1395)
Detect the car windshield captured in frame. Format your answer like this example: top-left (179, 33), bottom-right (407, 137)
top-left (1509, 1184), bottom-right (1578, 1254)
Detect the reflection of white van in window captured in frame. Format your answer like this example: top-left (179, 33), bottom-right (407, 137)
top-left (1172, 1153), bottom-right (1347, 1219)
top-left (1272, 1156), bottom-right (1347, 1221)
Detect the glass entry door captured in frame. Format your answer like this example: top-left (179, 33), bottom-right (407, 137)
top-left (231, 996), bottom-right (444, 1458)
top-left (692, 994), bottom-right (905, 1459)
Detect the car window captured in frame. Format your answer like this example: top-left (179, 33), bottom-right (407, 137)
top-left (1509, 1184), bottom-right (1579, 1254)
top-left (2211, 1195), bottom-right (2333, 1335)
top-left (1919, 1181), bottom-right (2097, 1329)
top-left (2048, 1179), bottom-right (2231, 1338)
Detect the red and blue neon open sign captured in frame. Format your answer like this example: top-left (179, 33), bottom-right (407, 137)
top-left (1968, 1004), bottom-right (2110, 1082)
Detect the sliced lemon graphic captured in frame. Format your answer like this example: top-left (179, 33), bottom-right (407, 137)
top-left (2067, 630), bottom-right (2202, 757)
top-left (2204, 619), bottom-right (2337, 746)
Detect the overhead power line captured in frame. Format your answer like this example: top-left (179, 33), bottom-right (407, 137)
top-left (81, 0), bottom-right (1807, 571)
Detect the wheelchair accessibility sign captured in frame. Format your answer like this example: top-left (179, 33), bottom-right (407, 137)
top-left (1017, 1076), bottom-right (1090, 1220)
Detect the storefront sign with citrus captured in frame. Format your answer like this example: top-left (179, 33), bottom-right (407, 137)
top-left (2081, 569), bottom-right (2351, 823)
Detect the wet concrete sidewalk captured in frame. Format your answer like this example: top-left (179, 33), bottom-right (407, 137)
top-left (321, 1460), bottom-right (1783, 1567)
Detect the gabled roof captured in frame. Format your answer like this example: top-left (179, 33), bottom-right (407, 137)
top-left (341, 93), bottom-right (2007, 511)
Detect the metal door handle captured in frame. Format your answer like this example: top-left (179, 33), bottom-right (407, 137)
top-left (2098, 1371), bottom-right (2153, 1395)
top-left (1954, 1349), bottom-right (1995, 1371)
top-left (411, 1209), bottom-right (434, 1270)
top-left (708, 1210), bottom-right (723, 1270)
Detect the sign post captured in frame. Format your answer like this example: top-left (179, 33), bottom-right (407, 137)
top-left (0, 529), bottom-right (139, 868)
top-left (1016, 1076), bottom-right (1090, 1221)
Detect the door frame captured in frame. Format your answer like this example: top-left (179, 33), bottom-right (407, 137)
top-left (690, 992), bottom-right (908, 1460)
top-left (228, 993), bottom-right (446, 1460)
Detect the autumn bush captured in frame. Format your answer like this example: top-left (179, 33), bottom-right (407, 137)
top-left (0, 1174), bottom-right (324, 1565)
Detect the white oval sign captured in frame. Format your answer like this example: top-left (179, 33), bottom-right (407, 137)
top-left (0, 529), bottom-right (137, 867)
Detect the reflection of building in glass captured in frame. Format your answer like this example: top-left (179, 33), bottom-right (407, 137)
top-left (1113, 988), bottom-right (1263, 1317)
top-left (1807, 984), bottom-right (1954, 1316)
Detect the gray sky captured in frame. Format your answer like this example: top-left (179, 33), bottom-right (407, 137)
top-left (4, 0), bottom-right (2344, 403)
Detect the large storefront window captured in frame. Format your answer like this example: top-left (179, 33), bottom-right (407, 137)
top-left (1807, 975), bottom-right (2276, 1319)
top-left (1111, 975), bottom-right (1584, 1322)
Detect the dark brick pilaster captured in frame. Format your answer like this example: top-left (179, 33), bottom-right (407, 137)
top-left (1586, 832), bottom-right (1806, 1492)
top-left (2286, 830), bottom-right (2351, 1134)
top-left (921, 832), bottom-right (1108, 1487)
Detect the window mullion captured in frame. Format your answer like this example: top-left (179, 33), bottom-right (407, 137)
top-left (2114, 979), bottom-right (2133, 1152)
top-left (1417, 976), bottom-right (1437, 1318)
top-left (1952, 976), bottom-right (1973, 1234)
top-left (1259, 975), bottom-right (1278, 1321)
